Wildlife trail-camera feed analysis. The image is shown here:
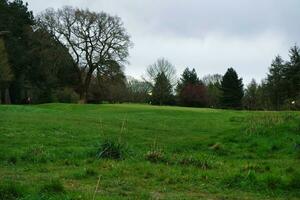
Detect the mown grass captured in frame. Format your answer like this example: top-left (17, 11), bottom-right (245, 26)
top-left (0, 103), bottom-right (299, 199)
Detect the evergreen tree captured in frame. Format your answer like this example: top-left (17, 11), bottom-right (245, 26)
top-left (177, 68), bottom-right (207, 107)
top-left (178, 68), bottom-right (200, 86)
top-left (0, 0), bottom-right (34, 103)
top-left (220, 68), bottom-right (244, 108)
top-left (266, 55), bottom-right (287, 109)
top-left (286, 45), bottom-right (300, 99)
top-left (243, 79), bottom-right (258, 110)
top-left (152, 72), bottom-right (173, 105)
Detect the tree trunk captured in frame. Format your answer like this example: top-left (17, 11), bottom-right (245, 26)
top-left (4, 88), bottom-right (11, 104)
top-left (78, 68), bottom-right (94, 104)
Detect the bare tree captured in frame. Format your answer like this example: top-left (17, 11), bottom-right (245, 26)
top-left (145, 58), bottom-right (177, 86)
top-left (37, 7), bottom-right (132, 102)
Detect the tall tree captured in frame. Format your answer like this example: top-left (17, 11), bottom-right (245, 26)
top-left (145, 58), bottom-right (177, 87)
top-left (88, 60), bottom-right (127, 103)
top-left (151, 72), bottom-right (173, 105)
top-left (38, 7), bottom-right (132, 102)
top-left (286, 45), bottom-right (300, 99)
top-left (25, 28), bottom-right (79, 103)
top-left (0, 0), bottom-right (34, 103)
top-left (243, 79), bottom-right (259, 110)
top-left (0, 36), bottom-right (13, 103)
top-left (220, 68), bottom-right (244, 109)
top-left (126, 77), bottom-right (151, 103)
top-left (202, 74), bottom-right (222, 108)
top-left (177, 68), bottom-right (207, 107)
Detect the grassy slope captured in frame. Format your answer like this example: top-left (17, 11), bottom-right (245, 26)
top-left (0, 103), bottom-right (299, 200)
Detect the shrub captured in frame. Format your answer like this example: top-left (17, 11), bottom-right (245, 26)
top-left (40, 179), bottom-right (65, 195)
top-left (0, 182), bottom-right (26, 200)
top-left (96, 139), bottom-right (127, 160)
top-left (53, 87), bottom-right (79, 103)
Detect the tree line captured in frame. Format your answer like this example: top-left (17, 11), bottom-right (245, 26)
top-left (0, 0), bottom-right (299, 110)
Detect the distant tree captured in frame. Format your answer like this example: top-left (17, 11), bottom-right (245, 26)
top-left (177, 68), bottom-right (207, 107)
top-left (243, 79), bottom-right (259, 110)
top-left (202, 74), bottom-right (223, 86)
top-left (38, 7), bottom-right (132, 102)
top-left (177, 68), bottom-right (200, 90)
top-left (202, 74), bottom-right (222, 108)
top-left (26, 29), bottom-right (79, 103)
top-left (285, 45), bottom-right (300, 99)
top-left (88, 60), bottom-right (127, 103)
top-left (266, 55), bottom-right (287, 109)
top-left (220, 68), bottom-right (244, 109)
top-left (0, 37), bottom-right (13, 104)
top-left (126, 77), bottom-right (151, 103)
top-left (255, 80), bottom-right (273, 110)
top-left (151, 72), bottom-right (173, 105)
top-left (145, 58), bottom-right (177, 87)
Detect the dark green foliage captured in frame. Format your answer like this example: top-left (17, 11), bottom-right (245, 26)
top-left (88, 60), bottom-right (128, 103)
top-left (263, 46), bottom-right (300, 110)
top-left (265, 55), bottom-right (287, 110)
top-left (151, 72), bottom-right (173, 105)
top-left (25, 29), bottom-right (79, 103)
top-left (177, 68), bottom-right (208, 107)
top-left (243, 79), bottom-right (259, 110)
top-left (97, 139), bottom-right (128, 160)
top-left (0, 38), bottom-right (13, 104)
top-left (220, 68), bottom-right (244, 109)
top-left (53, 88), bottom-right (79, 103)
top-left (0, 0), bottom-right (34, 103)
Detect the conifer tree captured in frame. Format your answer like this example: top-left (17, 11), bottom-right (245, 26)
top-left (220, 68), bottom-right (244, 108)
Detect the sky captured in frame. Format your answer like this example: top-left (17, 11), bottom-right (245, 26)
top-left (24, 0), bottom-right (300, 84)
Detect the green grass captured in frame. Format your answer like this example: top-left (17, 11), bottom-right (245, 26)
top-left (0, 103), bottom-right (300, 199)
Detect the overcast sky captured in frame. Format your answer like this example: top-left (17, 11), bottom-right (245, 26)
top-left (25, 0), bottom-right (300, 84)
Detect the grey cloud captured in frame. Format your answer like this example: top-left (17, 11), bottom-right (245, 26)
top-left (25, 0), bottom-right (300, 83)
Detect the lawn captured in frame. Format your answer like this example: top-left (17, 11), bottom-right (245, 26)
top-left (0, 104), bottom-right (299, 199)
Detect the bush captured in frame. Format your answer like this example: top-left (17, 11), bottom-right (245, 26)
top-left (40, 179), bottom-right (65, 195)
top-left (96, 139), bottom-right (127, 160)
top-left (53, 87), bottom-right (79, 103)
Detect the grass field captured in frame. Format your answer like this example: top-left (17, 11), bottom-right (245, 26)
top-left (0, 104), bottom-right (300, 200)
